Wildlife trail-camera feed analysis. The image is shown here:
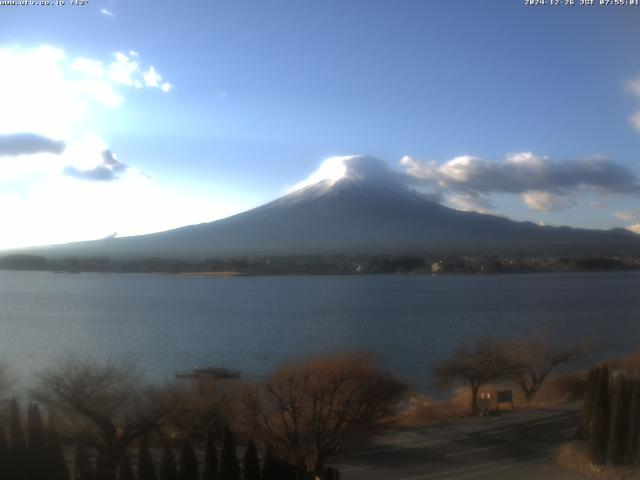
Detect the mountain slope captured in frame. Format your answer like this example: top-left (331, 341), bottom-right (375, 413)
top-left (18, 157), bottom-right (640, 259)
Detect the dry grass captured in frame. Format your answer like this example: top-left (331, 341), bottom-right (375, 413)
top-left (394, 389), bottom-right (470, 427)
top-left (516, 372), bottom-right (588, 407)
top-left (558, 442), bottom-right (640, 480)
top-left (394, 372), bottom-right (587, 427)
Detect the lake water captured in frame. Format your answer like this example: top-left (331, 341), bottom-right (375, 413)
top-left (1, 270), bottom-right (639, 393)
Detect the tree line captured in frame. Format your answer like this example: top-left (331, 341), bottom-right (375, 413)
top-left (0, 399), bottom-right (336, 480)
top-left (2, 253), bottom-right (638, 275)
top-left (0, 353), bottom-right (402, 479)
top-left (0, 333), bottom-right (587, 478)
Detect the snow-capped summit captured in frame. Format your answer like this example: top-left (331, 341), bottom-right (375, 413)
top-left (276, 156), bottom-right (431, 207)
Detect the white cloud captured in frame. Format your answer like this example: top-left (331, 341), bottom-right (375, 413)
top-left (0, 46), bottom-right (80, 139)
top-left (107, 52), bottom-right (139, 86)
top-left (615, 209), bottom-right (640, 222)
top-left (0, 124), bottom-right (243, 249)
top-left (0, 45), bottom-right (184, 249)
top-left (287, 155), bottom-right (399, 193)
top-left (401, 153), bottom-right (638, 195)
top-left (628, 78), bottom-right (640, 98)
top-left (143, 66), bottom-right (161, 87)
top-left (448, 194), bottom-right (493, 214)
top-left (0, 173), bottom-right (236, 250)
top-left (0, 45), bottom-right (172, 141)
top-left (614, 210), bottom-right (640, 235)
top-left (288, 156), bottom-right (351, 192)
top-left (401, 152), bottom-right (639, 213)
top-left (60, 135), bottom-right (130, 182)
top-left (521, 191), bottom-right (575, 212)
top-left (104, 54), bottom-right (172, 93)
top-left (142, 67), bottom-right (173, 92)
top-left (0, 45), bottom-right (170, 184)
top-left (630, 111), bottom-right (640, 132)
top-left (77, 79), bottom-right (123, 107)
top-left (627, 78), bottom-right (640, 132)
top-left (71, 57), bottom-right (104, 77)
top-left (100, 8), bottom-right (115, 18)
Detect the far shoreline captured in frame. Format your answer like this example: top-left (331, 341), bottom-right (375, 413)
top-left (173, 271), bottom-right (250, 277)
top-left (2, 252), bottom-right (640, 277)
top-left (1, 267), bottom-right (640, 278)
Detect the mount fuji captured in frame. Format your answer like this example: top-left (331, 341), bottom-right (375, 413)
top-left (15, 156), bottom-right (640, 259)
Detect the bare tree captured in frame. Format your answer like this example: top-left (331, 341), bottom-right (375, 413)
top-left (433, 340), bottom-right (518, 415)
top-left (0, 361), bottom-right (13, 397)
top-left (31, 357), bottom-right (173, 479)
top-left (236, 352), bottom-right (406, 475)
top-left (504, 333), bottom-right (587, 402)
top-left (0, 361), bottom-right (14, 431)
top-left (161, 380), bottom-right (229, 442)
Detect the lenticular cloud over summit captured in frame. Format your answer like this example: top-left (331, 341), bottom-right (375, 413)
top-left (290, 155), bottom-right (403, 192)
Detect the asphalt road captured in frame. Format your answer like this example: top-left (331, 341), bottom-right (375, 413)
top-left (330, 405), bottom-right (590, 480)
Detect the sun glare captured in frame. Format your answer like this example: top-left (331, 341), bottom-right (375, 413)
top-left (0, 45), bottom-right (215, 250)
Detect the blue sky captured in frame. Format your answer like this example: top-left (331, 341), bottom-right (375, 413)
top-left (1, 0), bottom-right (640, 248)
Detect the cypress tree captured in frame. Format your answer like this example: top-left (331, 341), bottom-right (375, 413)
top-left (579, 369), bottom-right (598, 440)
top-left (9, 397), bottom-right (27, 480)
top-left (288, 462), bottom-right (300, 480)
top-left (261, 450), bottom-right (294, 480)
top-left (159, 444), bottom-right (178, 480)
top-left (627, 379), bottom-right (640, 464)
top-left (219, 426), bottom-right (240, 480)
top-left (277, 459), bottom-right (297, 480)
top-left (95, 453), bottom-right (119, 480)
top-left (201, 431), bottom-right (219, 480)
top-left (47, 413), bottom-right (71, 480)
top-left (260, 449), bottom-right (277, 480)
top-left (179, 440), bottom-right (199, 480)
top-left (137, 439), bottom-right (157, 480)
top-left (323, 467), bottom-right (340, 480)
top-left (242, 440), bottom-right (260, 480)
top-left (27, 403), bottom-right (46, 452)
top-left (607, 375), bottom-right (631, 465)
top-left (117, 451), bottom-right (135, 480)
top-left (28, 403), bottom-right (48, 480)
top-left (9, 398), bottom-right (26, 452)
top-left (588, 366), bottom-right (611, 465)
top-left (0, 426), bottom-right (9, 480)
top-left (74, 444), bottom-right (94, 480)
